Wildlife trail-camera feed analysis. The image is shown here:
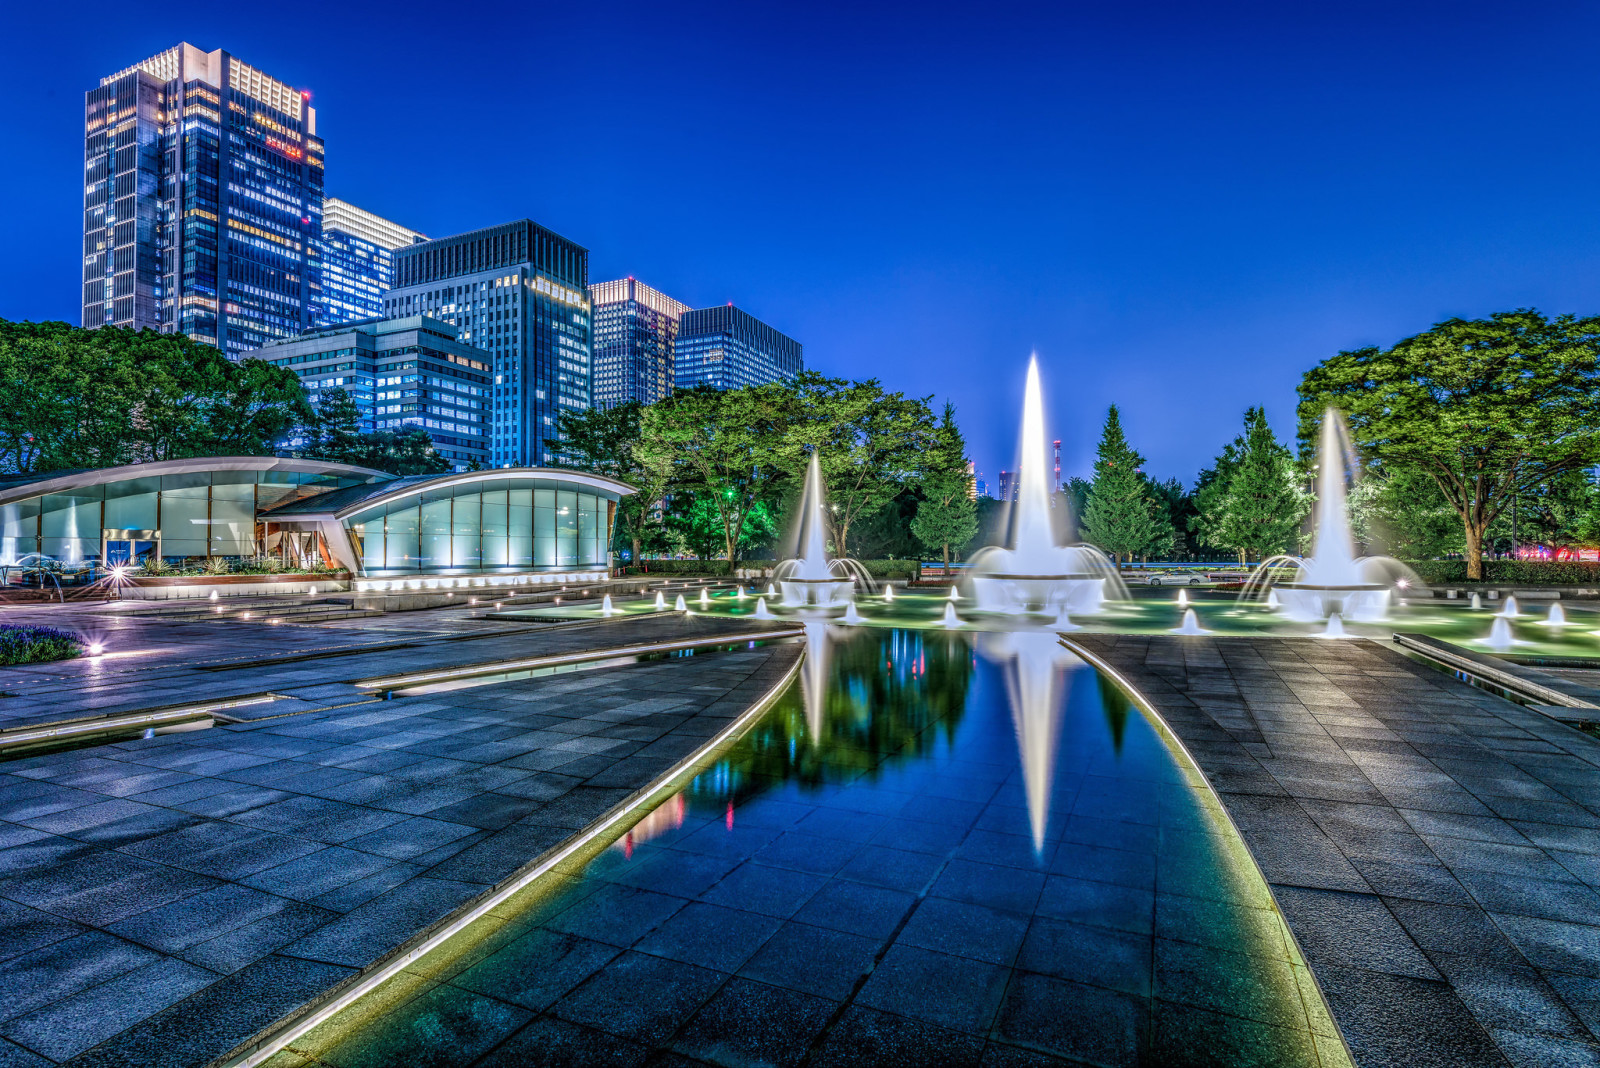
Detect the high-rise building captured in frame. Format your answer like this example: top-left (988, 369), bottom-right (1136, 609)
top-left (83, 44), bottom-right (324, 355)
top-left (383, 220), bottom-right (592, 467)
top-left (254, 316), bottom-right (490, 469)
top-left (318, 198), bottom-right (425, 325)
top-left (997, 470), bottom-right (1016, 502)
top-left (588, 278), bottom-right (690, 407)
top-left (674, 305), bottom-right (802, 391)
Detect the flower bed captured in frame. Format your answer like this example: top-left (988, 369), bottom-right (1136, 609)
top-left (0, 624), bottom-right (85, 666)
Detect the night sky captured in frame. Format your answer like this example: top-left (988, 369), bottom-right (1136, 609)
top-left (5, 1), bottom-right (1599, 487)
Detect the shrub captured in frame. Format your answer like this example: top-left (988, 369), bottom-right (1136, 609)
top-left (1406, 560), bottom-right (1600, 586)
top-left (200, 557), bottom-right (233, 576)
top-left (0, 625), bottom-right (85, 666)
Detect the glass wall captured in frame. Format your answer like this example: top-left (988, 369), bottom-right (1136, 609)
top-left (347, 477), bottom-right (614, 574)
top-left (0, 468), bottom-right (376, 567)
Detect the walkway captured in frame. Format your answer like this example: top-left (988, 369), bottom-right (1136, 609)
top-left (0, 615), bottom-right (799, 1066)
top-left (1070, 634), bottom-right (1600, 1068)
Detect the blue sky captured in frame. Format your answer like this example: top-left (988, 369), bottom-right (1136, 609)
top-left (5, 1), bottom-right (1599, 486)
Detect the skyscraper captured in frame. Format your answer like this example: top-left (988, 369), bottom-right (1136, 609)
top-left (588, 278), bottom-right (691, 407)
top-left (997, 470), bottom-right (1015, 502)
top-left (674, 305), bottom-right (802, 391)
top-left (383, 220), bottom-right (592, 467)
top-left (318, 198), bottom-right (424, 325)
top-left (83, 44), bottom-right (323, 354)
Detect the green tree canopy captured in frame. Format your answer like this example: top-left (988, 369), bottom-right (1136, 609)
top-left (1080, 405), bottom-right (1169, 566)
top-left (910, 403), bottom-right (979, 567)
top-left (556, 401), bottom-right (669, 564)
top-left (300, 387), bottom-right (450, 476)
top-left (1298, 309), bottom-right (1600, 579)
top-left (1194, 407), bottom-right (1309, 561)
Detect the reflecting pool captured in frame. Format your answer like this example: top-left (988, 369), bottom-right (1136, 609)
top-left (285, 627), bottom-right (1350, 1067)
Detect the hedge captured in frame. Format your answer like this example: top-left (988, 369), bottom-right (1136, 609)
top-left (1405, 560), bottom-right (1600, 586)
top-left (0, 625), bottom-right (85, 666)
top-left (627, 558), bottom-right (920, 580)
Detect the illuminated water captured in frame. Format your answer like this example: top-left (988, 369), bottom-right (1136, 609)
top-left (286, 628), bottom-right (1347, 1066)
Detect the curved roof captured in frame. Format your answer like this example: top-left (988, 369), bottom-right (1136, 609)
top-left (260, 467), bottom-right (636, 520)
top-left (0, 456), bottom-right (394, 508)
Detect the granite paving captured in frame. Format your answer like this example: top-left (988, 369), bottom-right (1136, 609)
top-left (1071, 634), bottom-right (1600, 1068)
top-left (0, 626), bottom-right (800, 1067)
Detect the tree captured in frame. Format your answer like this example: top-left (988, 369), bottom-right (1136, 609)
top-left (910, 403), bottom-right (978, 567)
top-left (301, 389), bottom-right (450, 476)
top-left (779, 373), bottom-right (937, 554)
top-left (1194, 407), bottom-right (1309, 562)
top-left (1298, 310), bottom-right (1600, 579)
top-left (1080, 406), bottom-right (1169, 566)
top-left (638, 384), bottom-right (794, 569)
top-left (557, 401), bottom-right (669, 565)
top-left (1348, 467), bottom-right (1464, 560)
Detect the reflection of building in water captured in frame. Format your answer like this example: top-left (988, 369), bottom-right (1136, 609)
top-left (977, 629), bottom-right (1079, 851)
top-left (613, 793), bottom-right (684, 859)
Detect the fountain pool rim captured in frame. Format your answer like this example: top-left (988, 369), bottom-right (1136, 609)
top-left (1274, 582), bottom-right (1390, 593)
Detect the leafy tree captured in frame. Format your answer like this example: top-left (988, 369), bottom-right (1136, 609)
top-left (1298, 310), bottom-right (1600, 579)
top-left (1146, 476), bottom-right (1197, 560)
top-left (910, 403), bottom-right (979, 567)
top-left (780, 373), bottom-right (937, 554)
top-left (638, 384), bottom-right (794, 569)
top-left (556, 401), bottom-right (669, 564)
top-left (1348, 467), bottom-right (1464, 560)
top-left (1080, 406), bottom-right (1168, 567)
top-left (1194, 407), bottom-right (1309, 562)
top-left (301, 388), bottom-right (450, 476)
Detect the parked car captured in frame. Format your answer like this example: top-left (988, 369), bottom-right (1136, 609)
top-left (1131, 569), bottom-right (1203, 587)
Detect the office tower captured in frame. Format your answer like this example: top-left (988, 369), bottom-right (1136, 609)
top-left (319, 198), bottom-right (425, 325)
top-left (1053, 440), bottom-right (1062, 492)
top-left (965, 461), bottom-right (979, 501)
top-left (588, 278), bottom-right (690, 407)
top-left (84, 44), bottom-right (323, 354)
top-left (674, 305), bottom-right (802, 391)
top-left (254, 316), bottom-right (490, 469)
top-left (383, 220), bottom-right (591, 467)
top-left (997, 470), bottom-right (1015, 502)
top-left (974, 471), bottom-right (989, 499)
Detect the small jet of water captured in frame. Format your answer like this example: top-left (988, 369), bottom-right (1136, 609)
top-left (753, 597), bottom-right (774, 619)
top-left (736, 588), bottom-right (748, 600)
top-left (654, 592), bottom-right (666, 610)
top-left (883, 585), bottom-right (896, 603)
top-left (208, 590), bottom-right (219, 602)
top-left (1485, 616), bottom-right (1515, 650)
top-left (766, 583), bottom-right (777, 597)
top-left (948, 585), bottom-right (960, 601)
top-left (942, 603), bottom-right (963, 628)
top-left (1543, 603), bottom-right (1568, 627)
top-left (1171, 609), bottom-right (1209, 635)
top-left (1265, 589), bottom-right (1281, 610)
top-left (1498, 595), bottom-right (1521, 618)
top-left (1319, 613), bottom-right (1347, 639)
top-left (1470, 593), bottom-right (1483, 610)
top-left (1055, 606), bottom-right (1081, 632)
top-left (1177, 589), bottom-right (1188, 608)
top-left (843, 603), bottom-right (864, 625)
top-left (674, 594), bottom-right (687, 611)
top-left (699, 589), bottom-right (711, 607)
top-left (601, 594), bottom-right (621, 616)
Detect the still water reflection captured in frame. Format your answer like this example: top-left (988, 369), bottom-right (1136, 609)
top-left (289, 626), bottom-right (1350, 1068)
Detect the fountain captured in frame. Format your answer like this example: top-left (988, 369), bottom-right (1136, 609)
top-left (1172, 609), bottom-right (1209, 635)
top-left (1319, 613), bottom-right (1347, 639)
top-left (1265, 589), bottom-right (1280, 610)
top-left (978, 630), bottom-right (1076, 850)
top-left (209, 590), bottom-right (219, 602)
top-left (883, 585), bottom-right (896, 603)
top-left (942, 604), bottom-right (963, 628)
top-left (773, 455), bottom-right (870, 609)
top-left (654, 591), bottom-right (666, 610)
top-left (1471, 593), bottom-right (1483, 610)
top-left (1544, 604), bottom-right (1568, 627)
top-left (967, 358), bottom-right (1125, 614)
top-left (674, 594), bottom-right (687, 611)
top-left (1177, 588), bottom-right (1188, 609)
top-left (736, 588), bottom-right (748, 600)
top-left (699, 588), bottom-right (711, 608)
top-left (752, 597), bottom-right (774, 619)
top-left (1485, 616), bottom-right (1515, 650)
top-left (1054, 607), bottom-right (1080, 632)
top-left (842, 603), bottom-right (864, 625)
top-left (1250, 409), bottom-right (1413, 621)
top-left (1498, 596), bottom-right (1521, 619)
top-left (948, 586), bottom-right (960, 601)
top-left (601, 594), bottom-right (620, 616)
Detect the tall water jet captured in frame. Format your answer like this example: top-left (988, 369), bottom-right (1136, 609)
top-left (654, 591), bottom-right (666, 610)
top-left (1485, 616), bottom-right (1515, 650)
top-left (1260, 409), bottom-right (1413, 621)
top-left (942, 604), bottom-right (963, 628)
top-left (968, 357), bottom-right (1125, 614)
top-left (773, 454), bottom-right (868, 609)
top-left (753, 597), bottom-right (774, 619)
top-left (1172, 609), bottom-right (1209, 635)
top-left (1498, 596), bottom-right (1521, 619)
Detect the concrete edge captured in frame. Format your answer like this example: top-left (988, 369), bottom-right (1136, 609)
top-left (1058, 634), bottom-right (1359, 1068)
top-left (207, 646), bottom-right (806, 1068)
top-left (1392, 632), bottom-right (1600, 711)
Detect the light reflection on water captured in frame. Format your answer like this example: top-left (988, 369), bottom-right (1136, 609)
top-left (291, 626), bottom-right (1351, 1068)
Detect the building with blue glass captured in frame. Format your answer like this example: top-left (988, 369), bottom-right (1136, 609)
top-left (253, 316), bottom-right (490, 470)
top-left (588, 278), bottom-right (691, 408)
top-left (318, 198), bottom-right (425, 325)
top-left (674, 305), bottom-right (802, 391)
top-left (83, 44), bottom-right (324, 356)
top-left (383, 221), bottom-right (592, 468)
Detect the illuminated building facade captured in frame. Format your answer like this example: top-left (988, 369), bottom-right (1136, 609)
top-left (384, 220), bottom-right (592, 467)
top-left (83, 44), bottom-right (324, 356)
top-left (318, 198), bottom-right (425, 325)
top-left (253, 316), bottom-right (490, 470)
top-left (588, 278), bottom-right (690, 407)
top-left (674, 305), bottom-right (802, 391)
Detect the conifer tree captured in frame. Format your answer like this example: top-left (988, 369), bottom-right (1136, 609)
top-left (910, 403), bottom-right (979, 567)
top-left (1196, 407), bottom-right (1309, 561)
top-left (1080, 406), bottom-right (1167, 566)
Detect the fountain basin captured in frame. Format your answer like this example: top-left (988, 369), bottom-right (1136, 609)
top-left (970, 574), bottom-right (1106, 615)
top-left (1274, 583), bottom-right (1389, 622)
top-left (780, 577), bottom-right (855, 608)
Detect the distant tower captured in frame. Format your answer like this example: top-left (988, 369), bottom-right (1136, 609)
top-left (1053, 440), bottom-right (1062, 492)
top-left (965, 460), bottom-right (978, 501)
top-left (998, 470), bottom-right (1015, 502)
